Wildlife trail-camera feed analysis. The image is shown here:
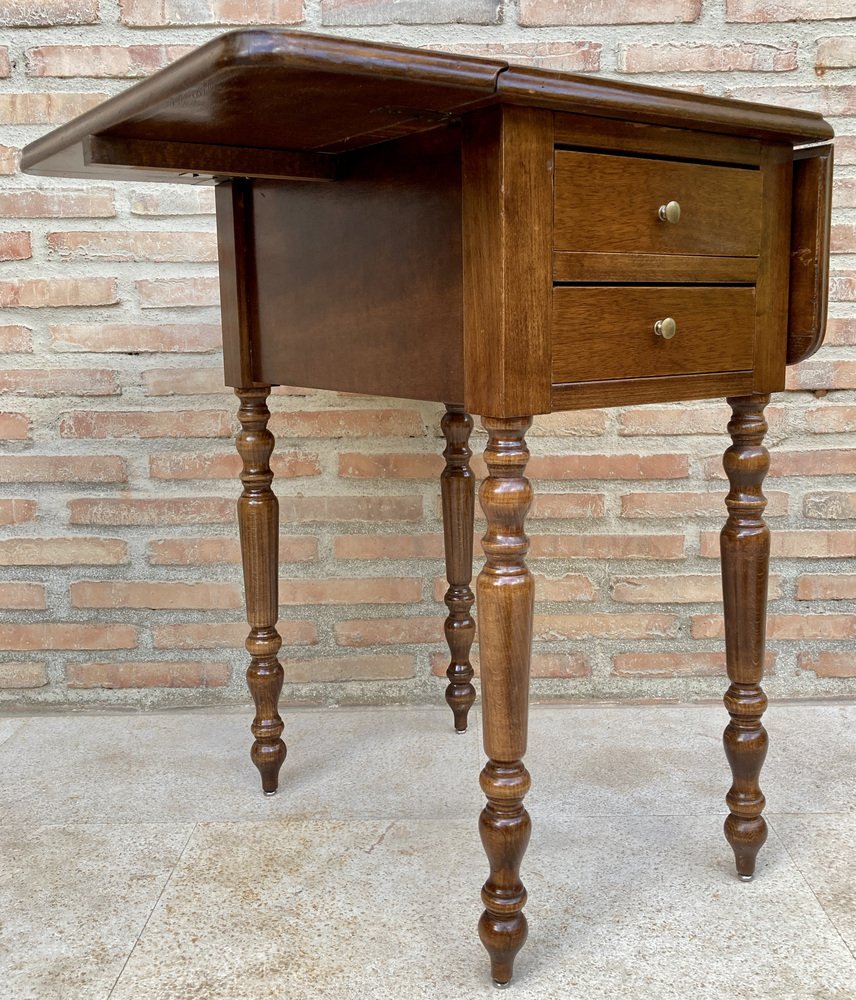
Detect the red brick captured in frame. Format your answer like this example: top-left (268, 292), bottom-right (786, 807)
top-left (805, 405), bottom-right (856, 433)
top-left (0, 537), bottom-right (128, 566)
top-left (796, 575), bottom-right (856, 601)
top-left (50, 323), bottom-right (221, 354)
top-left (322, 0), bottom-right (498, 25)
top-left (0, 583), bottom-right (45, 610)
top-left (529, 493), bottom-right (606, 519)
top-left (535, 613), bottom-right (678, 641)
top-left (529, 410), bottom-right (606, 436)
top-left (0, 368), bottom-right (118, 396)
top-left (0, 145), bottom-right (20, 174)
top-left (71, 580), bottom-right (242, 610)
top-left (693, 614), bottom-right (856, 640)
top-left (612, 573), bottom-right (782, 603)
top-left (282, 496), bottom-right (422, 523)
top-left (0, 93), bottom-right (107, 125)
top-left (529, 534), bottom-right (684, 560)
top-left (727, 0), bottom-right (854, 20)
top-left (834, 178), bottom-right (856, 207)
top-left (0, 624), bottom-right (136, 650)
top-left (830, 271), bottom-right (856, 300)
top-left (831, 223), bottom-right (856, 253)
top-left (0, 456), bottom-right (125, 483)
top-left (433, 41), bottom-right (601, 73)
top-left (703, 449), bottom-right (856, 479)
top-left (0, 499), bottom-right (37, 525)
top-left (136, 277), bottom-right (219, 309)
top-left (0, 232), bottom-right (31, 261)
top-left (0, 662), bottom-right (48, 688)
top-left (622, 490), bottom-right (789, 519)
top-left (0, 189), bottom-right (114, 218)
top-left (619, 404), bottom-right (784, 436)
top-left (0, 278), bottom-right (117, 309)
top-left (431, 650), bottom-right (590, 678)
top-left (0, 325), bottom-right (32, 352)
top-left (143, 368), bottom-right (242, 394)
top-left (725, 85), bottom-right (856, 116)
top-left (786, 359), bottom-right (856, 390)
top-left (148, 535), bottom-right (317, 565)
top-left (154, 620), bottom-right (317, 648)
top-left (798, 653), bottom-right (856, 678)
top-left (1, 0), bottom-right (99, 26)
top-left (831, 136), bottom-right (856, 164)
top-left (122, 0), bottom-right (304, 26)
top-left (804, 492), bottom-right (856, 520)
top-left (69, 497), bottom-right (235, 526)
top-left (48, 230), bottom-right (218, 263)
top-left (0, 412), bottom-right (29, 440)
top-left (520, 0), bottom-right (701, 24)
top-left (130, 188), bottom-right (215, 215)
top-left (700, 530), bottom-right (856, 559)
top-left (619, 42), bottom-right (797, 73)
top-left (339, 452), bottom-right (444, 479)
top-left (334, 534), bottom-right (445, 560)
top-left (279, 578), bottom-right (421, 606)
top-left (336, 616), bottom-right (451, 646)
top-left (283, 654), bottom-right (413, 683)
top-left (60, 409), bottom-right (232, 439)
top-left (528, 453), bottom-right (688, 480)
top-left (432, 572), bottom-right (597, 603)
top-left (274, 409), bottom-right (424, 438)
top-left (149, 451), bottom-right (320, 479)
top-left (67, 660), bottom-right (229, 689)
top-left (26, 44), bottom-right (193, 78)
top-left (614, 652), bottom-right (728, 678)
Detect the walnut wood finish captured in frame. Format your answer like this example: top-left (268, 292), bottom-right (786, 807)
top-left (476, 416), bottom-right (534, 986)
top-left (720, 394), bottom-right (771, 879)
top-left (236, 386), bottom-right (286, 795)
top-left (440, 405), bottom-right (477, 733)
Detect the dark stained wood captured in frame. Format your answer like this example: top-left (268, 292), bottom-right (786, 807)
top-left (216, 179), bottom-right (258, 389)
top-left (554, 151), bottom-right (763, 257)
top-left (753, 143), bottom-right (793, 392)
top-left (553, 112), bottom-right (762, 166)
top-left (250, 126), bottom-right (464, 403)
top-left (462, 105), bottom-right (553, 417)
top-left (235, 386), bottom-right (286, 795)
top-left (787, 144), bottom-right (834, 366)
top-left (440, 406), bottom-right (477, 733)
top-left (720, 394), bottom-right (771, 879)
top-left (551, 371), bottom-right (755, 411)
top-left (84, 135), bottom-right (336, 183)
top-left (553, 252), bottom-right (758, 285)
top-left (552, 286), bottom-right (756, 384)
top-left (477, 416), bottom-right (534, 986)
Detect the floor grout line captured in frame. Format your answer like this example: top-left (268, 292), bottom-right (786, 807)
top-left (104, 821), bottom-right (198, 1000)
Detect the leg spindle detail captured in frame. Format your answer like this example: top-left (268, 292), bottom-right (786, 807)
top-left (476, 416), bottom-right (534, 985)
top-left (236, 386), bottom-right (286, 794)
top-left (440, 404), bottom-right (476, 732)
top-left (721, 394), bottom-right (771, 878)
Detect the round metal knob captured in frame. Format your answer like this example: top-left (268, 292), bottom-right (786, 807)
top-left (654, 317), bottom-right (677, 340)
top-left (658, 200), bottom-right (681, 224)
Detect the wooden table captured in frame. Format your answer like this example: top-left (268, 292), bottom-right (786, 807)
top-left (22, 29), bottom-right (834, 986)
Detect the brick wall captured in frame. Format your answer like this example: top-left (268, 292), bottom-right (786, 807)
top-left (1, 0), bottom-right (854, 708)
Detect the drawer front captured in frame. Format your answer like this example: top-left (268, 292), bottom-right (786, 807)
top-left (552, 286), bottom-right (756, 384)
top-left (554, 151), bottom-right (763, 257)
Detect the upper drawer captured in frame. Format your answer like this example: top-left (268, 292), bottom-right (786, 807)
top-left (554, 150), bottom-right (763, 257)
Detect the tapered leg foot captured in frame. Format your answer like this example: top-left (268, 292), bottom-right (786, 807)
top-left (721, 394), bottom-right (771, 878)
top-left (476, 416), bottom-right (534, 985)
top-left (236, 386), bottom-right (286, 795)
top-left (440, 404), bottom-right (476, 732)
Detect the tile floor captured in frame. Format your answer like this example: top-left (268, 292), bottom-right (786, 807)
top-left (0, 703), bottom-right (854, 1000)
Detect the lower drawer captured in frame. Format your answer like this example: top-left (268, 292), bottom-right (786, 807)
top-left (552, 286), bottom-right (755, 384)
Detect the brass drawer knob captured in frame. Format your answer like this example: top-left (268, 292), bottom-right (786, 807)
top-left (654, 317), bottom-right (677, 340)
top-left (658, 200), bottom-right (681, 224)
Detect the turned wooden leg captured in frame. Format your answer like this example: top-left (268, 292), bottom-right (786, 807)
top-left (721, 393), bottom-right (771, 879)
top-left (235, 386), bottom-right (286, 795)
top-left (476, 416), bottom-right (534, 986)
top-left (440, 404), bottom-right (476, 733)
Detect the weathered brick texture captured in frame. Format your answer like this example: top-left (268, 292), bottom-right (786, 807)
top-left (0, 1), bottom-right (854, 706)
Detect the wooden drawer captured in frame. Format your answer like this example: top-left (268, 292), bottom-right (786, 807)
top-left (554, 150), bottom-right (763, 257)
top-left (552, 286), bottom-right (756, 384)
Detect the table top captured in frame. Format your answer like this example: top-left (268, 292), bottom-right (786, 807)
top-left (22, 28), bottom-right (832, 185)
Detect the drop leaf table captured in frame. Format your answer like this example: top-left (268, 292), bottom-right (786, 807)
top-left (22, 30), bottom-right (834, 987)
